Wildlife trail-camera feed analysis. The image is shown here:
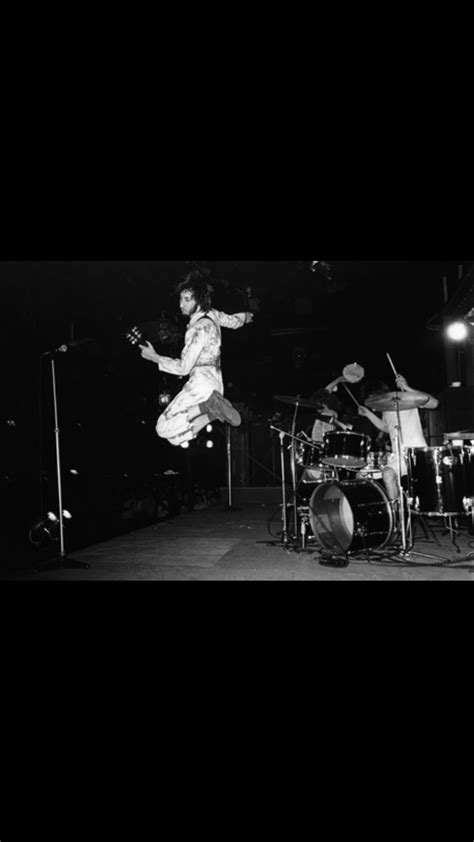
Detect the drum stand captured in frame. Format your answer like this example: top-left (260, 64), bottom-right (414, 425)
top-left (391, 397), bottom-right (412, 556)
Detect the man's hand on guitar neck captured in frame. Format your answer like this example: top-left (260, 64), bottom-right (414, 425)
top-left (139, 340), bottom-right (161, 363)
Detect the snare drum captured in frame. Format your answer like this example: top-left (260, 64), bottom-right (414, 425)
top-left (407, 446), bottom-right (469, 516)
top-left (322, 431), bottom-right (370, 469)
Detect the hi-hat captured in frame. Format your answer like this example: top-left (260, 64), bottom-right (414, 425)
top-left (365, 391), bottom-right (431, 412)
top-left (274, 395), bottom-right (325, 410)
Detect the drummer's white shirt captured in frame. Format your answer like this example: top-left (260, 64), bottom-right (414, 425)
top-left (383, 409), bottom-right (427, 475)
top-left (311, 418), bottom-right (336, 442)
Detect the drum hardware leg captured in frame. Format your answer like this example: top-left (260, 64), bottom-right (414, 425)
top-left (443, 515), bottom-right (461, 553)
top-left (300, 511), bottom-right (309, 550)
top-left (397, 513), bottom-right (461, 563)
top-left (410, 512), bottom-right (443, 547)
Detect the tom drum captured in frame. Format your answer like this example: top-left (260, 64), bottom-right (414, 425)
top-left (407, 446), bottom-right (470, 516)
top-left (322, 431), bottom-right (370, 469)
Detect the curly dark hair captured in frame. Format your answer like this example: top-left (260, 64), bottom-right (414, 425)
top-left (359, 379), bottom-right (390, 401)
top-left (310, 389), bottom-right (341, 413)
top-left (177, 269), bottom-right (214, 314)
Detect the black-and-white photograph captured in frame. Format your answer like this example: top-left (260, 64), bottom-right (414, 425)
top-left (2, 259), bottom-right (473, 580)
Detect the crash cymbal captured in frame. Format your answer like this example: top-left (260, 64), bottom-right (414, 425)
top-left (274, 395), bottom-right (323, 410)
top-left (365, 391), bottom-right (431, 412)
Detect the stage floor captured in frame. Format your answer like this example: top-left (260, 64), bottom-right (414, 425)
top-left (4, 488), bottom-right (474, 581)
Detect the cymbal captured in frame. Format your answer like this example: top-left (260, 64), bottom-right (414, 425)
top-left (365, 391), bottom-right (430, 412)
top-left (274, 395), bottom-right (324, 410)
top-left (444, 431), bottom-right (474, 441)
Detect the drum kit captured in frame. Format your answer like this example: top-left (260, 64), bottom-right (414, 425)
top-left (269, 383), bottom-right (474, 564)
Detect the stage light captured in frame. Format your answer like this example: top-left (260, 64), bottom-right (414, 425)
top-left (181, 441), bottom-right (190, 449)
top-left (70, 469), bottom-right (79, 475)
top-left (158, 392), bottom-right (171, 407)
top-left (46, 511), bottom-right (58, 523)
top-left (206, 424), bottom-right (213, 433)
top-left (63, 510), bottom-right (72, 520)
top-left (206, 440), bottom-right (214, 449)
top-left (446, 321), bottom-right (469, 341)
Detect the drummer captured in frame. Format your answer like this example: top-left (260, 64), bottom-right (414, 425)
top-left (309, 386), bottom-right (352, 444)
top-left (357, 374), bottom-right (439, 501)
top-left (349, 380), bottom-right (389, 452)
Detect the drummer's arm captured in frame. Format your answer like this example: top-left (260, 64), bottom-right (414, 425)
top-left (418, 394), bottom-right (439, 409)
top-left (358, 406), bottom-right (388, 434)
top-left (320, 406), bottom-right (350, 431)
top-left (395, 375), bottom-right (439, 409)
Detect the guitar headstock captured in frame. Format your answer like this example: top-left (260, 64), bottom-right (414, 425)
top-left (126, 326), bottom-right (144, 347)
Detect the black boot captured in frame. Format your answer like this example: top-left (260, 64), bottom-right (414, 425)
top-left (199, 391), bottom-right (241, 426)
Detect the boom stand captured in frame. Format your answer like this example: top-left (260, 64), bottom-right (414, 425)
top-left (269, 426), bottom-right (314, 550)
top-left (34, 353), bottom-right (90, 573)
top-left (223, 424), bottom-right (241, 511)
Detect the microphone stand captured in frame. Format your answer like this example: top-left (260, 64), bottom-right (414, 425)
top-left (223, 424), bottom-right (241, 511)
top-left (289, 399), bottom-right (301, 540)
top-left (269, 426), bottom-right (312, 549)
top-left (34, 353), bottom-right (90, 572)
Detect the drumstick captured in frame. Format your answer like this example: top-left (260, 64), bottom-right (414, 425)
top-left (386, 353), bottom-right (398, 378)
top-left (342, 382), bottom-right (361, 408)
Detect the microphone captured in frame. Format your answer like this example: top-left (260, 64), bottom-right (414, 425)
top-left (42, 338), bottom-right (93, 355)
top-left (57, 338), bottom-right (93, 352)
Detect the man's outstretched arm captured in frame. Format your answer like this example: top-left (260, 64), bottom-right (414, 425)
top-left (214, 311), bottom-right (254, 330)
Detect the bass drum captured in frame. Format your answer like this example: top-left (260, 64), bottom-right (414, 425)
top-left (308, 480), bottom-right (395, 554)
